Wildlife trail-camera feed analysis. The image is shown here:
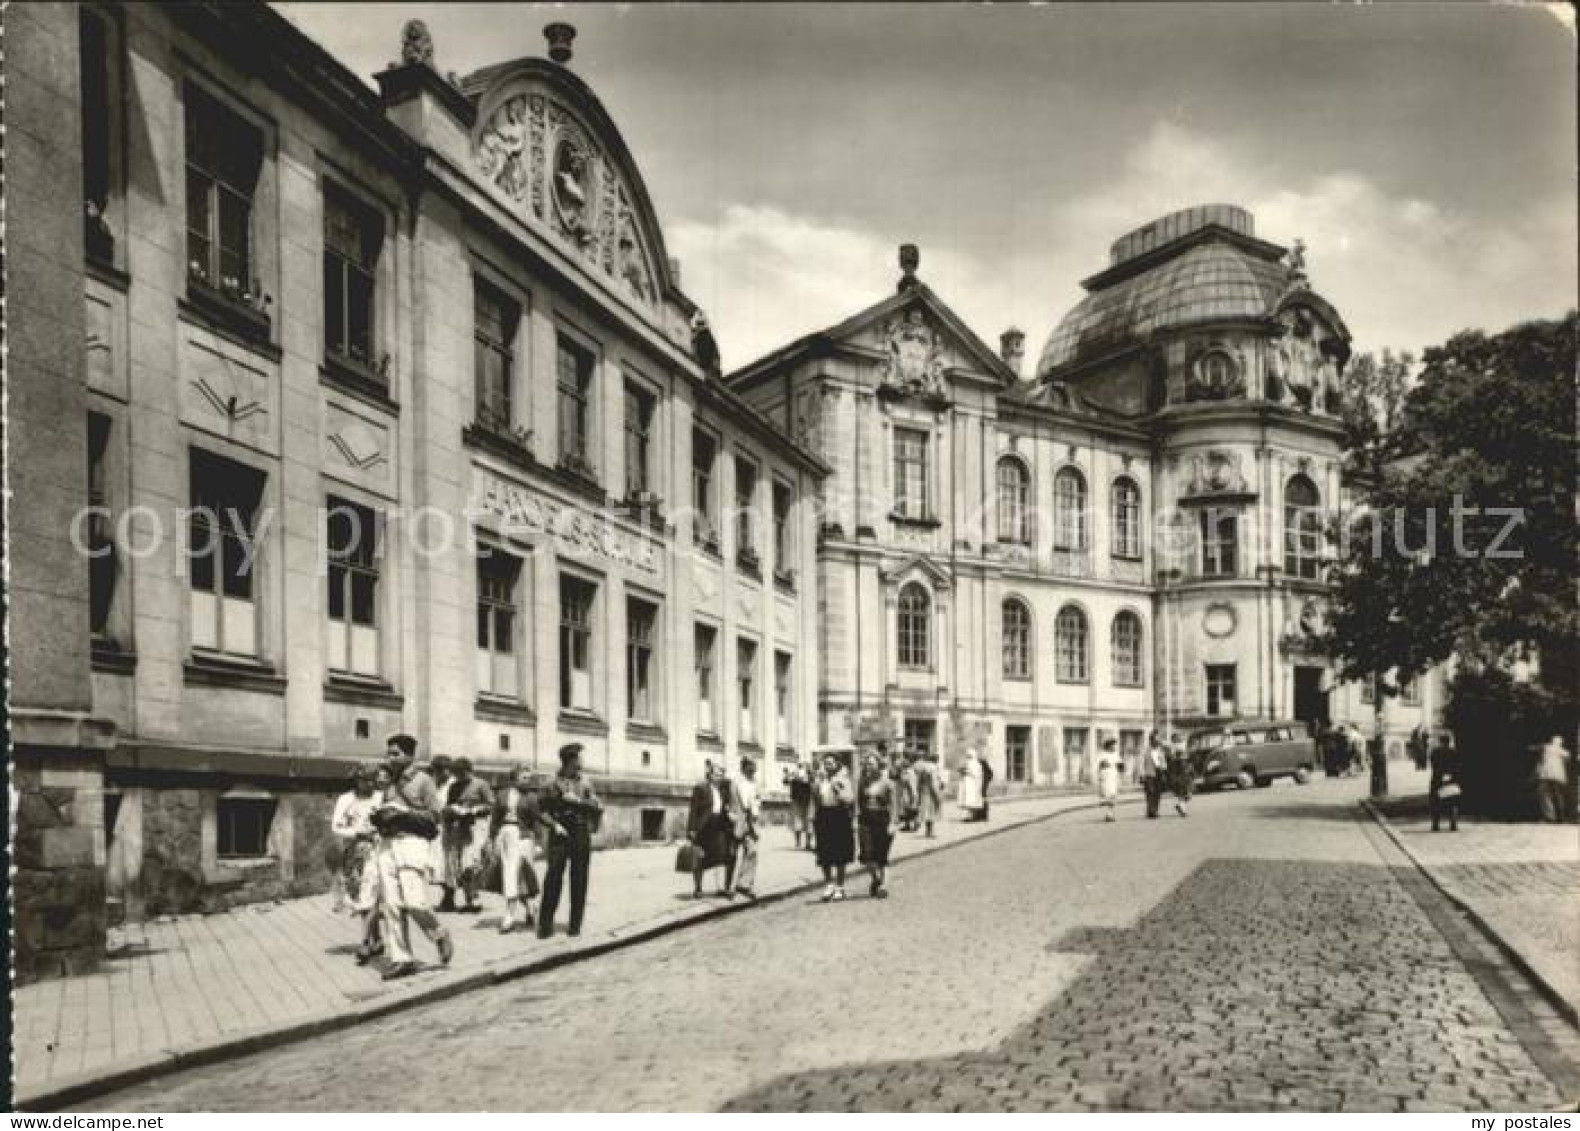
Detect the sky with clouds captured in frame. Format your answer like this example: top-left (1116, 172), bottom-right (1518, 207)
top-left (276, 3), bottom-right (1576, 371)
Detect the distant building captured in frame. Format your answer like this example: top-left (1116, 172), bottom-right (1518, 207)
top-left (728, 205), bottom-right (1442, 785)
top-left (8, 3), bottom-right (823, 978)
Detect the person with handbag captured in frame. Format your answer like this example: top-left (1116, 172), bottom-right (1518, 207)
top-left (813, 753), bottom-right (855, 901)
top-left (490, 764), bottom-right (543, 934)
top-left (686, 761), bottom-right (737, 899)
top-left (1430, 733), bottom-right (1462, 832)
top-left (439, 757), bottom-right (495, 913)
top-left (857, 751), bottom-right (898, 898)
top-left (373, 734), bottom-right (454, 980)
top-left (538, 743), bottom-right (602, 939)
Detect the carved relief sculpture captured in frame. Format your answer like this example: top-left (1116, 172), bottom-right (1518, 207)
top-left (880, 307), bottom-right (946, 397)
top-left (1186, 449), bottom-right (1249, 496)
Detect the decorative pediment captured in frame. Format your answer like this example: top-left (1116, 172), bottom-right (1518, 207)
top-left (471, 63), bottom-right (671, 311)
top-left (879, 553), bottom-right (952, 591)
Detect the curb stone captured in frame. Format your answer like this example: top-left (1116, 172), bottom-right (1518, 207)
top-left (17, 794), bottom-right (1133, 1111)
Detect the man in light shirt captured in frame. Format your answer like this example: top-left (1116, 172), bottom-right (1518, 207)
top-left (732, 758), bottom-right (762, 899)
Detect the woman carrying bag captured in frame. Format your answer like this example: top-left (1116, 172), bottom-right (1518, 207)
top-left (489, 765), bottom-right (543, 934)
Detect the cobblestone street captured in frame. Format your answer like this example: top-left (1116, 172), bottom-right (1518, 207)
top-left (82, 778), bottom-right (1575, 1112)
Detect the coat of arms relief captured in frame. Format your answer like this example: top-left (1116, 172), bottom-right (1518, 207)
top-left (879, 308), bottom-right (947, 399)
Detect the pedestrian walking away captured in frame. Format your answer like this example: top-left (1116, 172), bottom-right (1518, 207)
top-left (490, 764), bottom-right (543, 934)
top-left (1097, 738), bottom-right (1121, 822)
top-left (857, 751), bottom-right (898, 897)
top-left (913, 753), bottom-right (942, 837)
top-left (372, 734), bottom-right (454, 980)
top-left (1141, 732), bottom-right (1167, 819)
top-left (686, 761), bottom-right (737, 899)
top-left (440, 757), bottom-right (495, 912)
top-left (1429, 733), bottom-right (1462, 832)
top-left (1536, 734), bottom-right (1570, 823)
top-left (784, 760), bottom-right (815, 851)
top-left (1167, 733), bottom-right (1194, 817)
top-left (897, 751), bottom-right (920, 832)
top-left (732, 758), bottom-right (762, 899)
top-left (957, 748), bottom-right (987, 822)
top-left (812, 752), bottom-right (855, 901)
top-left (538, 743), bottom-right (603, 938)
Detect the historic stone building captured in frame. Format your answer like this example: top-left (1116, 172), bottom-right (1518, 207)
top-left (7, 3), bottom-right (823, 977)
top-left (728, 206), bottom-right (1441, 785)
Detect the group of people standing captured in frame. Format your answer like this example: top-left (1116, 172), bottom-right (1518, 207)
top-left (330, 735), bottom-right (602, 980)
top-left (1133, 732), bottom-right (1195, 819)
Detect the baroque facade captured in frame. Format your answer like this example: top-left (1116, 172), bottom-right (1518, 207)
top-left (8, 3), bottom-right (823, 977)
top-left (728, 207), bottom-right (1441, 785)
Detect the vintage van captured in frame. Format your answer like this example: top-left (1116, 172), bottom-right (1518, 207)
top-left (1190, 720), bottom-right (1317, 790)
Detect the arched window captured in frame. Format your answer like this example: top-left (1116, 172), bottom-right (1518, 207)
top-left (897, 582), bottom-right (931, 670)
top-left (1284, 475), bottom-right (1322, 580)
top-left (1111, 476), bottom-right (1141, 560)
top-left (1053, 468), bottom-right (1087, 551)
top-left (996, 458), bottom-right (1030, 545)
top-left (1054, 604), bottom-right (1088, 683)
top-left (1111, 610), bottom-right (1144, 688)
top-left (1002, 598), bottom-right (1031, 680)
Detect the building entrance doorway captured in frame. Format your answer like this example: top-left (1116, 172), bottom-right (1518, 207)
top-left (1294, 666), bottom-right (1329, 734)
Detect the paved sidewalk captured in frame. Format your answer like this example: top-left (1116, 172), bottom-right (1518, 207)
top-left (1370, 767), bottom-right (1580, 1024)
top-left (14, 789), bottom-right (1113, 1108)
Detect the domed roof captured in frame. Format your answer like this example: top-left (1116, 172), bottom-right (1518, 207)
top-left (1037, 207), bottom-right (1295, 377)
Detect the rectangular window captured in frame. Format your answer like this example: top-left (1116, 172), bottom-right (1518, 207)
top-left (559, 574), bottom-right (596, 711)
top-left (80, 8), bottom-right (115, 261)
top-left (188, 449), bottom-right (266, 658)
top-left (323, 185), bottom-right (383, 371)
top-left (1402, 676), bottom-right (1420, 706)
top-left (476, 550), bottom-right (521, 699)
top-left (217, 795), bottom-right (275, 859)
top-left (695, 623), bottom-right (718, 733)
top-left (903, 719), bottom-right (936, 762)
top-left (893, 428), bottom-right (930, 518)
top-left (626, 597), bottom-right (658, 722)
top-left (772, 479), bottom-right (794, 575)
top-left (556, 335), bottom-right (595, 476)
top-left (326, 496), bottom-right (380, 677)
top-left (1006, 726), bottom-right (1031, 782)
top-left (1200, 510), bottom-right (1238, 578)
top-left (1206, 664), bottom-right (1238, 717)
top-left (623, 381), bottom-right (657, 500)
top-left (1120, 729), bottom-right (1145, 771)
top-left (474, 280), bottom-right (517, 433)
top-left (1063, 728), bottom-right (1090, 781)
top-left (774, 651), bottom-right (793, 742)
top-left (185, 83), bottom-right (263, 299)
top-left (735, 456), bottom-right (759, 565)
top-left (737, 637), bottom-right (759, 741)
top-left (692, 428), bottom-right (719, 549)
top-left (87, 413), bottom-right (116, 638)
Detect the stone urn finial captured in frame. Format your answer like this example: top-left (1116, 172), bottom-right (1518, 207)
top-left (545, 22), bottom-right (577, 64)
top-left (898, 242), bottom-right (919, 291)
top-left (400, 20), bottom-right (435, 68)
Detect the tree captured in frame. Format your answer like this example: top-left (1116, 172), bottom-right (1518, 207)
top-left (1321, 313), bottom-right (1578, 805)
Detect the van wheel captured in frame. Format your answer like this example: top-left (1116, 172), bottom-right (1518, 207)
top-left (1235, 770), bottom-right (1256, 790)
top-left (1294, 766), bottom-right (1312, 784)
top-left (1258, 776), bottom-right (1274, 788)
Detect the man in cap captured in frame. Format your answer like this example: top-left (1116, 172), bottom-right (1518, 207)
top-left (537, 743), bottom-right (602, 938)
top-left (373, 733), bottom-right (454, 979)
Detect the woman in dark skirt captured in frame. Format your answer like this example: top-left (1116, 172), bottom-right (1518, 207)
top-left (812, 752), bottom-right (855, 902)
top-left (858, 752), bottom-right (898, 898)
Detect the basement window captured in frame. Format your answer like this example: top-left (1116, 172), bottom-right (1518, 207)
top-left (217, 792), bottom-right (276, 859)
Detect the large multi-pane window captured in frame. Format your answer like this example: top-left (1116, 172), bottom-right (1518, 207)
top-left (1111, 610), bottom-right (1144, 688)
top-left (185, 84), bottom-right (262, 298)
top-left (692, 428), bottom-right (719, 549)
top-left (1053, 468), bottom-right (1088, 550)
top-left (1002, 598), bottom-right (1031, 680)
top-left (1201, 509), bottom-right (1238, 577)
top-left (772, 479), bottom-right (794, 574)
top-left (1006, 726), bottom-right (1031, 782)
top-left (188, 449), bottom-right (266, 659)
top-left (1055, 604), bottom-right (1089, 683)
top-left (996, 458), bottom-right (1030, 544)
top-left (556, 335), bottom-right (595, 475)
top-left (559, 575), bottom-right (596, 711)
top-left (323, 186), bottom-right (383, 371)
top-left (897, 583), bottom-right (931, 670)
top-left (1112, 476), bottom-right (1142, 559)
top-left (626, 597), bottom-right (658, 722)
top-left (624, 382), bottom-right (656, 499)
top-left (774, 651), bottom-right (794, 743)
top-left (326, 497), bottom-right (381, 677)
top-left (737, 637), bottom-right (759, 741)
top-left (893, 428), bottom-right (930, 518)
top-left (474, 281), bottom-right (517, 432)
top-left (1206, 664), bottom-right (1238, 717)
top-left (904, 719), bottom-right (935, 761)
top-left (734, 456), bottom-right (759, 563)
top-left (1283, 475), bottom-right (1323, 580)
top-left (695, 623), bottom-right (718, 732)
top-left (475, 550), bottom-right (520, 699)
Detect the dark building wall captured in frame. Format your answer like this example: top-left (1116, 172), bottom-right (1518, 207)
top-left (6, 2), bottom-right (110, 980)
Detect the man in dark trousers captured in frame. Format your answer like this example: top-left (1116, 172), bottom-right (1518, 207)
top-left (538, 743), bottom-right (603, 938)
top-left (1140, 732), bottom-right (1167, 819)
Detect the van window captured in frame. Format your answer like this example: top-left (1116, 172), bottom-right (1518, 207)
top-left (1232, 731), bottom-right (1256, 745)
top-left (1269, 727), bottom-right (1292, 741)
top-left (1192, 733), bottom-right (1226, 750)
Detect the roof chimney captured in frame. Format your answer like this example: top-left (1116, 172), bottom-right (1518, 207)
top-left (1000, 327), bottom-right (1026, 377)
top-left (545, 22), bottom-right (576, 65)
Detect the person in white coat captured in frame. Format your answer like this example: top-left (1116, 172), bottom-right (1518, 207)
top-left (957, 749), bottom-right (986, 821)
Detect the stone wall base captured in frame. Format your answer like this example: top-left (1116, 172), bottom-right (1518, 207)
top-left (13, 746), bottom-right (109, 984)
